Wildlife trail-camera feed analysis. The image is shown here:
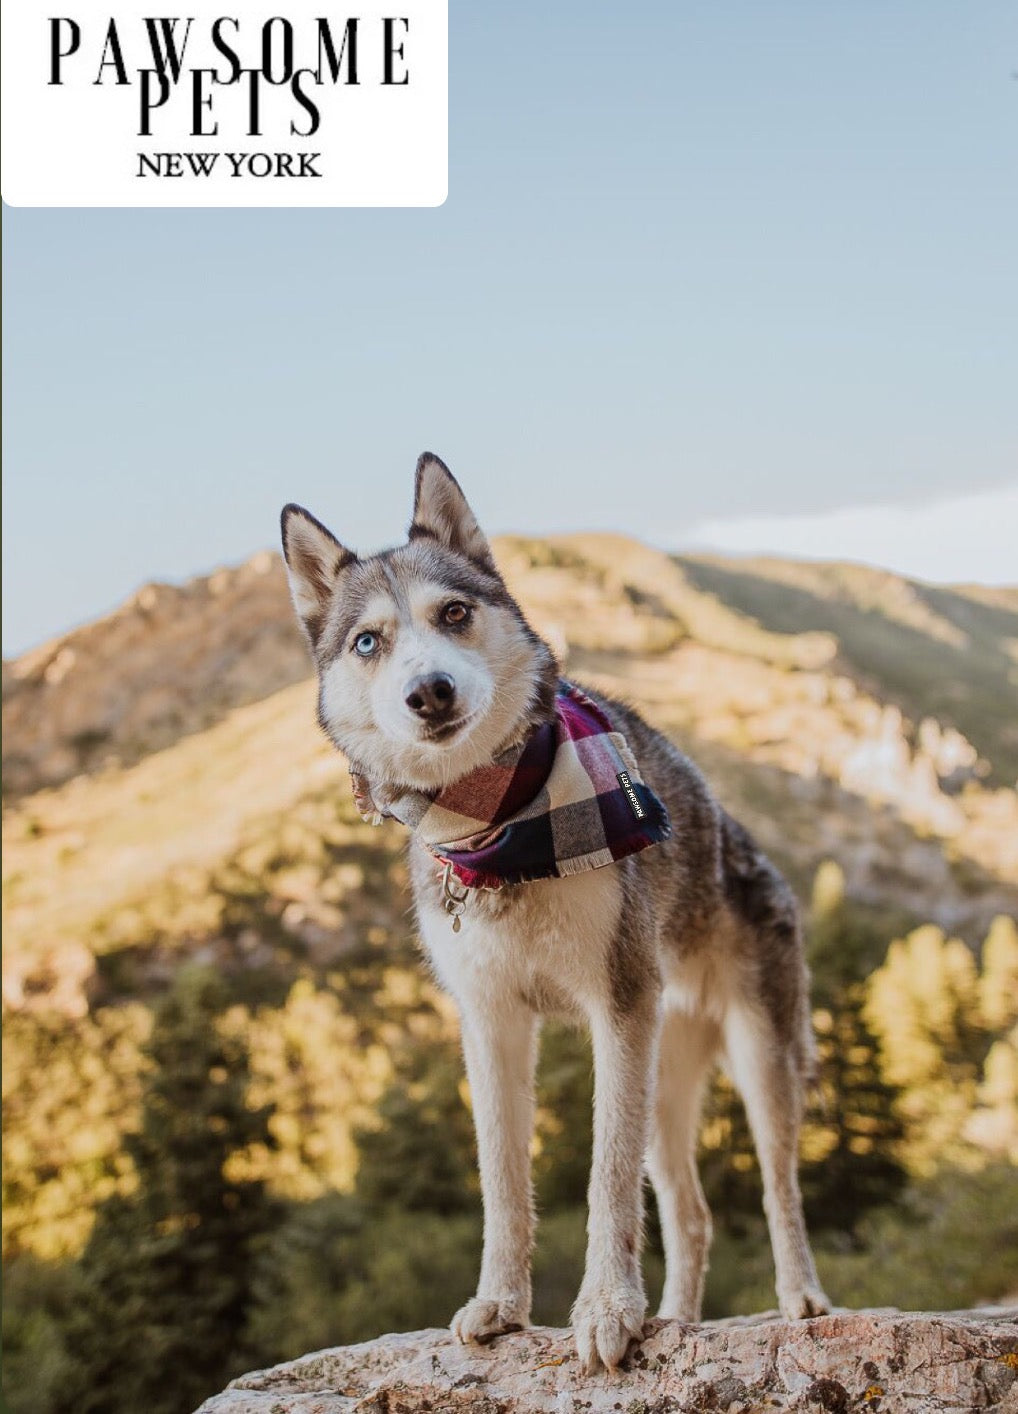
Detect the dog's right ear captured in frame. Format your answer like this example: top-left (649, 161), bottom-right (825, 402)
top-left (280, 504), bottom-right (357, 648)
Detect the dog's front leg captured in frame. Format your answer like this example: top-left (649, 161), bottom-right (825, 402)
top-left (451, 997), bottom-right (539, 1345)
top-left (572, 989), bottom-right (659, 1372)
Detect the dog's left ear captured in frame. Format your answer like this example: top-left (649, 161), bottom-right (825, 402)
top-left (409, 453), bottom-right (494, 567)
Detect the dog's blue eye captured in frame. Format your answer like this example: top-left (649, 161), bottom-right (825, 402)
top-left (354, 632), bottom-right (378, 657)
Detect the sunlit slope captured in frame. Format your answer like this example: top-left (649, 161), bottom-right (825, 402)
top-left (3, 535), bottom-right (1016, 1019)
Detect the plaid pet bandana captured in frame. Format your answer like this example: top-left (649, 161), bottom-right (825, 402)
top-left (350, 682), bottom-right (670, 892)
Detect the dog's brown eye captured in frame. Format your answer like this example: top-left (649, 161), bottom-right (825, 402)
top-left (442, 602), bottom-right (471, 626)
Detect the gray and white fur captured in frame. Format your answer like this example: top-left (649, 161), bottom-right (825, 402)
top-left (281, 454), bottom-right (829, 1373)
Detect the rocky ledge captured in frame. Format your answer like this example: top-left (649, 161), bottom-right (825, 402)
top-left (196, 1309), bottom-right (1018, 1413)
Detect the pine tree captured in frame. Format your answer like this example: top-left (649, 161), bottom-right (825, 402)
top-left (62, 966), bottom-right (280, 1414)
top-left (865, 914), bottom-right (1018, 1172)
top-left (799, 863), bottom-right (907, 1231)
top-left (697, 1071), bottom-right (761, 1235)
top-left (802, 995), bottom-right (907, 1231)
top-left (533, 1023), bottom-right (593, 1210)
top-left (978, 915), bottom-right (1018, 1032)
top-left (353, 1044), bottom-right (476, 1215)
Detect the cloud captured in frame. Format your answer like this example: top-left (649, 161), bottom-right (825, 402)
top-left (682, 485), bottom-right (1018, 586)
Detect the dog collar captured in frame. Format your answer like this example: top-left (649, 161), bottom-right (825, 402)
top-left (349, 682), bottom-right (671, 896)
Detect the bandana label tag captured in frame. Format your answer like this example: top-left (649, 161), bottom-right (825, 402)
top-left (616, 770), bottom-right (646, 820)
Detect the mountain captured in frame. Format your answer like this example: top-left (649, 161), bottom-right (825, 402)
top-left (3, 534), bottom-right (1016, 1022)
top-left (2, 550), bottom-right (309, 798)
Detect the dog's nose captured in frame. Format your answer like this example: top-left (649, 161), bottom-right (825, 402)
top-left (404, 672), bottom-right (457, 720)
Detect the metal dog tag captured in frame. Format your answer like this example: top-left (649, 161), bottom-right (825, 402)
top-left (441, 861), bottom-right (470, 932)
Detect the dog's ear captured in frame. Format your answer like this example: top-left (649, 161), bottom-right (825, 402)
top-left (280, 504), bottom-right (356, 648)
top-left (409, 453), bottom-right (494, 567)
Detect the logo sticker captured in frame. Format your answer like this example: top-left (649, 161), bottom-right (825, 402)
top-left (2, 1), bottom-right (447, 206)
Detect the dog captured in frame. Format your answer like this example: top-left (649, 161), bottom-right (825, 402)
top-left (280, 453), bottom-right (830, 1372)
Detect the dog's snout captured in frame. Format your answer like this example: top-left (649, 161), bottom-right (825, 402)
top-left (404, 672), bottom-right (457, 720)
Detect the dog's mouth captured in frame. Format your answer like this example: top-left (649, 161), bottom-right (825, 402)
top-left (421, 709), bottom-right (479, 744)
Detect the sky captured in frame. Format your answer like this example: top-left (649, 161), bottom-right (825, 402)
top-left (3, 1), bottom-right (1016, 656)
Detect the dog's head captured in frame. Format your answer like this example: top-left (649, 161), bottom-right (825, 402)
top-left (281, 454), bottom-right (558, 791)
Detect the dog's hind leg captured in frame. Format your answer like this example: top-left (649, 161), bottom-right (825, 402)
top-left (451, 998), bottom-right (539, 1345)
top-left (646, 1007), bottom-right (720, 1322)
top-left (723, 1002), bottom-right (830, 1319)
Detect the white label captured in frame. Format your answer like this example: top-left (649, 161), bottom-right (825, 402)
top-left (1, 2), bottom-right (447, 207)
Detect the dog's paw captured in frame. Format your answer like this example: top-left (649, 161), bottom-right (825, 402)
top-left (571, 1282), bottom-right (646, 1373)
top-left (451, 1295), bottom-right (528, 1346)
top-left (779, 1285), bottom-right (831, 1320)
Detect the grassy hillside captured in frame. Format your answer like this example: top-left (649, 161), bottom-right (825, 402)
top-left (677, 553), bottom-right (1018, 787)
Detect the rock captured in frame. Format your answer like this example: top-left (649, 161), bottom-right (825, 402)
top-left (2, 552), bottom-right (310, 797)
top-left (195, 1309), bottom-right (1018, 1414)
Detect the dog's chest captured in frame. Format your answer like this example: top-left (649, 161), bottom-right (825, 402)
top-left (414, 863), bottom-right (623, 1014)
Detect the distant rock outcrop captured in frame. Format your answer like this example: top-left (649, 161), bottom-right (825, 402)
top-left (2, 551), bottom-right (308, 797)
top-left (195, 1309), bottom-right (1018, 1413)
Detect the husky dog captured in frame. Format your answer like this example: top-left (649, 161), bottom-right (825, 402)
top-left (281, 454), bottom-right (829, 1372)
